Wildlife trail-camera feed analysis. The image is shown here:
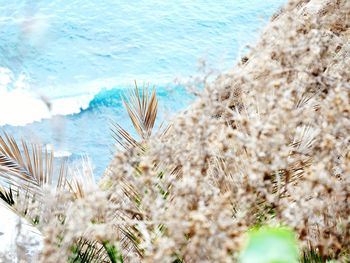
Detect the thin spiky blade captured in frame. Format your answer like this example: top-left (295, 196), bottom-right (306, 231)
top-left (0, 152), bottom-right (31, 177)
top-left (0, 133), bottom-right (56, 200)
top-left (70, 237), bottom-right (111, 263)
top-left (123, 100), bottom-right (144, 138)
top-left (122, 82), bottom-right (158, 140)
top-left (0, 185), bottom-right (15, 206)
top-left (111, 123), bottom-right (144, 152)
top-left (143, 88), bottom-right (158, 138)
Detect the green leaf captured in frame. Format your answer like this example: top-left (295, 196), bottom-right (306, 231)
top-left (102, 241), bottom-right (124, 263)
top-left (240, 226), bottom-right (299, 263)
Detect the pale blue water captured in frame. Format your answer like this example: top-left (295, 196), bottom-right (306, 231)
top-left (0, 0), bottom-right (286, 177)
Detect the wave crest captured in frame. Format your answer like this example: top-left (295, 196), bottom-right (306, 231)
top-left (0, 67), bottom-right (101, 126)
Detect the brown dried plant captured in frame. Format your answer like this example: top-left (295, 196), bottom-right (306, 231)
top-left (1, 0), bottom-right (350, 262)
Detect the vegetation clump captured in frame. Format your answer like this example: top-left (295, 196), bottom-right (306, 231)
top-left (0, 0), bottom-right (349, 262)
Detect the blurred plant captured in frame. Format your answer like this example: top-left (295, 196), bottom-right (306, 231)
top-left (239, 227), bottom-right (299, 263)
top-left (1, 0), bottom-right (350, 262)
top-left (0, 133), bottom-right (114, 262)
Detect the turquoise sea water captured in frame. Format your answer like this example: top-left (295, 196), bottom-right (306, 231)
top-left (0, 0), bottom-right (286, 177)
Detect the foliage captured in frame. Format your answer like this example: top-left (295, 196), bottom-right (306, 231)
top-left (1, 0), bottom-right (350, 262)
top-left (239, 227), bottom-right (299, 263)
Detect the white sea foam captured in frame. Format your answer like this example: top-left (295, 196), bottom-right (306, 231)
top-left (0, 67), bottom-right (49, 126)
top-left (0, 67), bottom-right (175, 127)
top-left (0, 67), bottom-right (96, 126)
top-left (53, 150), bottom-right (72, 158)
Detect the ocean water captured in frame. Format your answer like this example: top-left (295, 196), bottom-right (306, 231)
top-left (0, 0), bottom-right (286, 177)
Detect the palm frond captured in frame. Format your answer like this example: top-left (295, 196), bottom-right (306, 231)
top-left (0, 132), bottom-right (99, 225)
top-left (0, 133), bottom-right (125, 263)
top-left (62, 158), bottom-right (96, 199)
top-left (122, 81), bottom-right (158, 140)
top-left (0, 185), bottom-right (14, 206)
top-left (0, 133), bottom-right (53, 192)
top-left (110, 81), bottom-right (159, 154)
top-left (110, 123), bottom-right (145, 152)
top-left (69, 238), bottom-right (110, 263)
top-left (108, 82), bottom-right (179, 258)
top-left (69, 237), bottom-right (125, 263)
top-left (57, 158), bottom-right (68, 191)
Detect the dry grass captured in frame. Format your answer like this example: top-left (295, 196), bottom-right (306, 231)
top-left (0, 0), bottom-right (350, 262)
